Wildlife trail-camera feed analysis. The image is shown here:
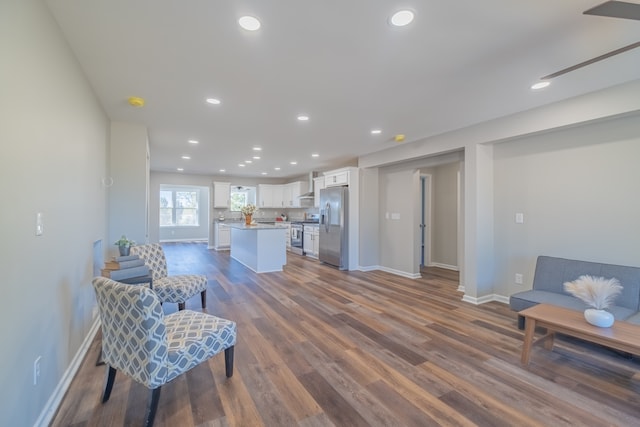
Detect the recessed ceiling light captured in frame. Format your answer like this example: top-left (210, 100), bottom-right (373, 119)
top-left (531, 81), bottom-right (551, 90)
top-left (188, 139), bottom-right (198, 144)
top-left (274, 167), bottom-right (281, 171)
top-left (253, 146), bottom-right (262, 151)
top-left (297, 115), bottom-right (309, 121)
top-left (238, 164), bottom-right (245, 167)
top-left (182, 155), bottom-right (191, 160)
top-left (290, 161), bottom-right (297, 165)
top-left (206, 98), bottom-right (221, 105)
top-left (253, 156), bottom-right (261, 160)
top-left (371, 129), bottom-right (382, 135)
top-left (261, 172), bottom-right (268, 175)
top-left (219, 169), bottom-right (226, 173)
top-left (311, 153), bottom-right (319, 158)
top-left (391, 10), bottom-right (414, 27)
top-left (177, 168), bottom-right (184, 171)
top-left (239, 16), bottom-right (261, 31)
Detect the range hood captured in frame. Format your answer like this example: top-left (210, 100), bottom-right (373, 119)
top-left (298, 171), bottom-right (318, 199)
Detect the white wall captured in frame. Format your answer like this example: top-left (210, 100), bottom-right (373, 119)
top-left (0, 1), bottom-right (109, 424)
top-left (493, 114), bottom-right (640, 297)
top-left (158, 184), bottom-right (210, 242)
top-left (378, 169), bottom-right (421, 276)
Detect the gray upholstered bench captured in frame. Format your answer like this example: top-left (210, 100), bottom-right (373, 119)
top-left (509, 256), bottom-right (640, 329)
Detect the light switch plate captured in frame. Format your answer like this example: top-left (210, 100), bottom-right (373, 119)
top-left (515, 213), bottom-right (524, 224)
top-left (36, 212), bottom-right (44, 236)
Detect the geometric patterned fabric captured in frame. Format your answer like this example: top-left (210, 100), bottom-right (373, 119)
top-left (92, 277), bottom-right (237, 389)
top-left (130, 243), bottom-right (208, 304)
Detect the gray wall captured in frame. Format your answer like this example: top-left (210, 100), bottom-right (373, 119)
top-left (109, 122), bottom-right (149, 252)
top-left (429, 162), bottom-right (459, 268)
top-left (0, 1), bottom-right (109, 424)
top-left (493, 115), bottom-right (640, 297)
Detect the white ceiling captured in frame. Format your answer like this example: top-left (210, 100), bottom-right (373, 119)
top-left (45, 0), bottom-right (640, 179)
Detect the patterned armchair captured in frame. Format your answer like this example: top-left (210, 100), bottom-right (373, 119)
top-left (92, 277), bottom-right (236, 427)
top-left (130, 243), bottom-right (207, 310)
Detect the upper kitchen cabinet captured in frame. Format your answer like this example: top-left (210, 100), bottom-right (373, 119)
top-left (313, 176), bottom-right (325, 208)
top-left (283, 181), bottom-right (305, 207)
top-left (324, 169), bottom-right (350, 187)
top-left (213, 181), bottom-right (230, 208)
top-left (258, 184), bottom-right (273, 208)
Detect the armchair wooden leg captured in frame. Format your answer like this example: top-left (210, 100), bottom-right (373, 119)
top-left (145, 387), bottom-right (161, 427)
top-left (102, 366), bottom-right (117, 403)
top-left (178, 302), bottom-right (185, 311)
top-left (225, 345), bottom-right (235, 378)
top-left (200, 289), bottom-right (207, 308)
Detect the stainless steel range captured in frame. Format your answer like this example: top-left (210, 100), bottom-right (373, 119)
top-left (290, 214), bottom-right (319, 255)
top-left (290, 222), bottom-right (304, 255)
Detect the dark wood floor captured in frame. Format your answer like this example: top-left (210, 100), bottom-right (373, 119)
top-left (52, 243), bottom-right (640, 426)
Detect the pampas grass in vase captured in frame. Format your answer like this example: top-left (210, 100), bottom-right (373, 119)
top-left (563, 275), bottom-right (622, 327)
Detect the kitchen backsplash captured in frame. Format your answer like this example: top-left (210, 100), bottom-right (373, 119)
top-left (213, 207), bottom-right (319, 222)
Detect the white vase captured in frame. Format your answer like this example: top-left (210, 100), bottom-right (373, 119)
top-left (584, 308), bottom-right (614, 327)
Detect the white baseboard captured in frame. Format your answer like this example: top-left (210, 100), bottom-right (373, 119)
top-left (159, 238), bottom-right (208, 243)
top-left (358, 265), bottom-right (379, 272)
top-left (34, 317), bottom-right (101, 427)
top-left (373, 265), bottom-right (422, 279)
top-left (461, 294), bottom-right (509, 305)
top-left (428, 262), bottom-right (459, 271)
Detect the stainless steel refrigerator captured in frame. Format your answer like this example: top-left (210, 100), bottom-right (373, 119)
top-left (319, 186), bottom-right (348, 270)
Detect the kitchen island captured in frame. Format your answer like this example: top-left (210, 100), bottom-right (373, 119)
top-left (228, 223), bottom-right (288, 273)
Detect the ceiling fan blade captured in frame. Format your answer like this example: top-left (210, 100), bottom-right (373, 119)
top-left (584, 1), bottom-right (640, 20)
top-left (541, 41), bottom-right (640, 80)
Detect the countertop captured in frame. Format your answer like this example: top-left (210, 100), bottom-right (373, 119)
top-left (226, 223), bottom-right (290, 230)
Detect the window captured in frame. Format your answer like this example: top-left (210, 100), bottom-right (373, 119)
top-left (229, 186), bottom-right (256, 211)
top-left (160, 189), bottom-right (199, 226)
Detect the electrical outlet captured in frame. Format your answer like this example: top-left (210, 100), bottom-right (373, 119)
top-left (515, 273), bottom-right (524, 285)
top-left (33, 356), bottom-right (41, 385)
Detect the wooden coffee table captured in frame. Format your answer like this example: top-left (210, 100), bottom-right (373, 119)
top-left (519, 304), bottom-right (640, 365)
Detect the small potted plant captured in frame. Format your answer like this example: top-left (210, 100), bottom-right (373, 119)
top-left (114, 235), bottom-right (135, 256)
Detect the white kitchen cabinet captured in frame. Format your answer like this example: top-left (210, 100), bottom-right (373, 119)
top-left (214, 223), bottom-right (230, 250)
top-left (313, 226), bottom-right (319, 256)
top-left (272, 185), bottom-right (284, 208)
top-left (313, 176), bottom-right (325, 208)
top-left (324, 170), bottom-right (349, 187)
top-left (258, 184), bottom-right (273, 208)
top-left (303, 224), bottom-right (319, 258)
top-left (303, 226), bottom-right (314, 255)
top-left (281, 183), bottom-right (292, 208)
top-left (213, 182), bottom-right (230, 208)
top-left (284, 181), bottom-right (305, 207)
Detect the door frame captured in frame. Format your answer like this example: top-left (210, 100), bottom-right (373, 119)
top-left (420, 174), bottom-right (432, 268)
